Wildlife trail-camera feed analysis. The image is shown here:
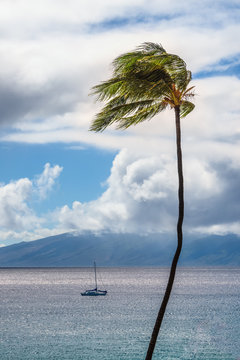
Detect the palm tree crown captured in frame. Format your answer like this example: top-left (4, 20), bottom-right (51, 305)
top-left (90, 42), bottom-right (194, 132)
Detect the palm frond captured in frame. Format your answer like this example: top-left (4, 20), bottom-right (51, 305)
top-left (89, 42), bottom-right (195, 131)
top-left (92, 72), bottom-right (170, 103)
top-left (90, 97), bottom-right (169, 132)
top-left (180, 101), bottom-right (195, 118)
top-left (89, 110), bottom-right (115, 132)
top-left (90, 77), bottom-right (123, 101)
top-left (112, 42), bottom-right (167, 76)
top-left (138, 42), bottom-right (166, 54)
top-left (182, 86), bottom-right (195, 98)
top-left (116, 101), bottom-right (169, 129)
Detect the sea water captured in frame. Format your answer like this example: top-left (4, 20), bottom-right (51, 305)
top-left (0, 267), bottom-right (239, 360)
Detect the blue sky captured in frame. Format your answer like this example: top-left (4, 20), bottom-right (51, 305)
top-left (0, 0), bottom-right (240, 245)
top-left (0, 142), bottom-right (115, 206)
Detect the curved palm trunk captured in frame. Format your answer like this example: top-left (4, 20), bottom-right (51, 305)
top-left (145, 106), bottom-right (184, 360)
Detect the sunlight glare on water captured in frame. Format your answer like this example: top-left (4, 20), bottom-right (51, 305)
top-left (0, 267), bottom-right (239, 360)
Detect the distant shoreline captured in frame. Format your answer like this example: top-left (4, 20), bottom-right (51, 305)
top-left (1, 266), bottom-right (239, 269)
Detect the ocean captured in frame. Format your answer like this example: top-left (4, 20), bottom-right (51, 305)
top-left (0, 267), bottom-right (239, 360)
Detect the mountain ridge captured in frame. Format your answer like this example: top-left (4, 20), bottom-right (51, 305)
top-left (0, 232), bottom-right (239, 267)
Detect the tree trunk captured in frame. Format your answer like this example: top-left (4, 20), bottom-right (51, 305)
top-left (145, 106), bottom-right (184, 360)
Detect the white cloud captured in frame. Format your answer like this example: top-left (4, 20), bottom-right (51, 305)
top-left (53, 149), bottom-right (240, 236)
top-left (35, 163), bottom-right (63, 199)
top-left (53, 150), bottom-right (176, 234)
top-left (0, 228), bottom-right (65, 244)
top-left (193, 222), bottom-right (240, 237)
top-left (0, 178), bottom-right (37, 231)
top-left (184, 159), bottom-right (222, 199)
top-left (0, 163), bottom-right (62, 238)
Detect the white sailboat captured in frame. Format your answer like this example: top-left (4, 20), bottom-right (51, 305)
top-left (81, 261), bottom-right (107, 296)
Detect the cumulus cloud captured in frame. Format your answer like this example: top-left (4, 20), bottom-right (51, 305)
top-left (0, 163), bottom-right (62, 239)
top-left (52, 150), bottom-right (178, 234)
top-left (53, 149), bottom-right (240, 236)
top-left (35, 163), bottom-right (63, 199)
top-left (0, 177), bottom-right (37, 231)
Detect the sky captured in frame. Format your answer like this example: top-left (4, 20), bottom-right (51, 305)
top-left (0, 0), bottom-right (240, 246)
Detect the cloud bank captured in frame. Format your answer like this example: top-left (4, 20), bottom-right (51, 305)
top-left (1, 150), bottom-right (239, 244)
top-left (55, 149), bottom-right (240, 236)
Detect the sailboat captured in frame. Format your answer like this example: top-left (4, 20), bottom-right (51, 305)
top-left (81, 261), bottom-right (107, 296)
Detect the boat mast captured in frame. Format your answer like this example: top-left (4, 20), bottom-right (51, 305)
top-left (94, 261), bottom-right (97, 290)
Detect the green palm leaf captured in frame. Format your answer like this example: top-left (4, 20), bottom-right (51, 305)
top-left (180, 101), bottom-right (195, 117)
top-left (90, 42), bottom-right (194, 132)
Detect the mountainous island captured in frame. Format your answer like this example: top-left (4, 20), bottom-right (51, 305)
top-left (0, 232), bottom-right (239, 267)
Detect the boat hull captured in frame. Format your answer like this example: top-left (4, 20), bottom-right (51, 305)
top-left (81, 290), bottom-right (107, 296)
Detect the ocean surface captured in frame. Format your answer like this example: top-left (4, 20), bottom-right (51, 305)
top-left (0, 267), bottom-right (239, 360)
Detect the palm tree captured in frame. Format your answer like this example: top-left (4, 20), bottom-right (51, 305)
top-left (89, 42), bottom-right (195, 360)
